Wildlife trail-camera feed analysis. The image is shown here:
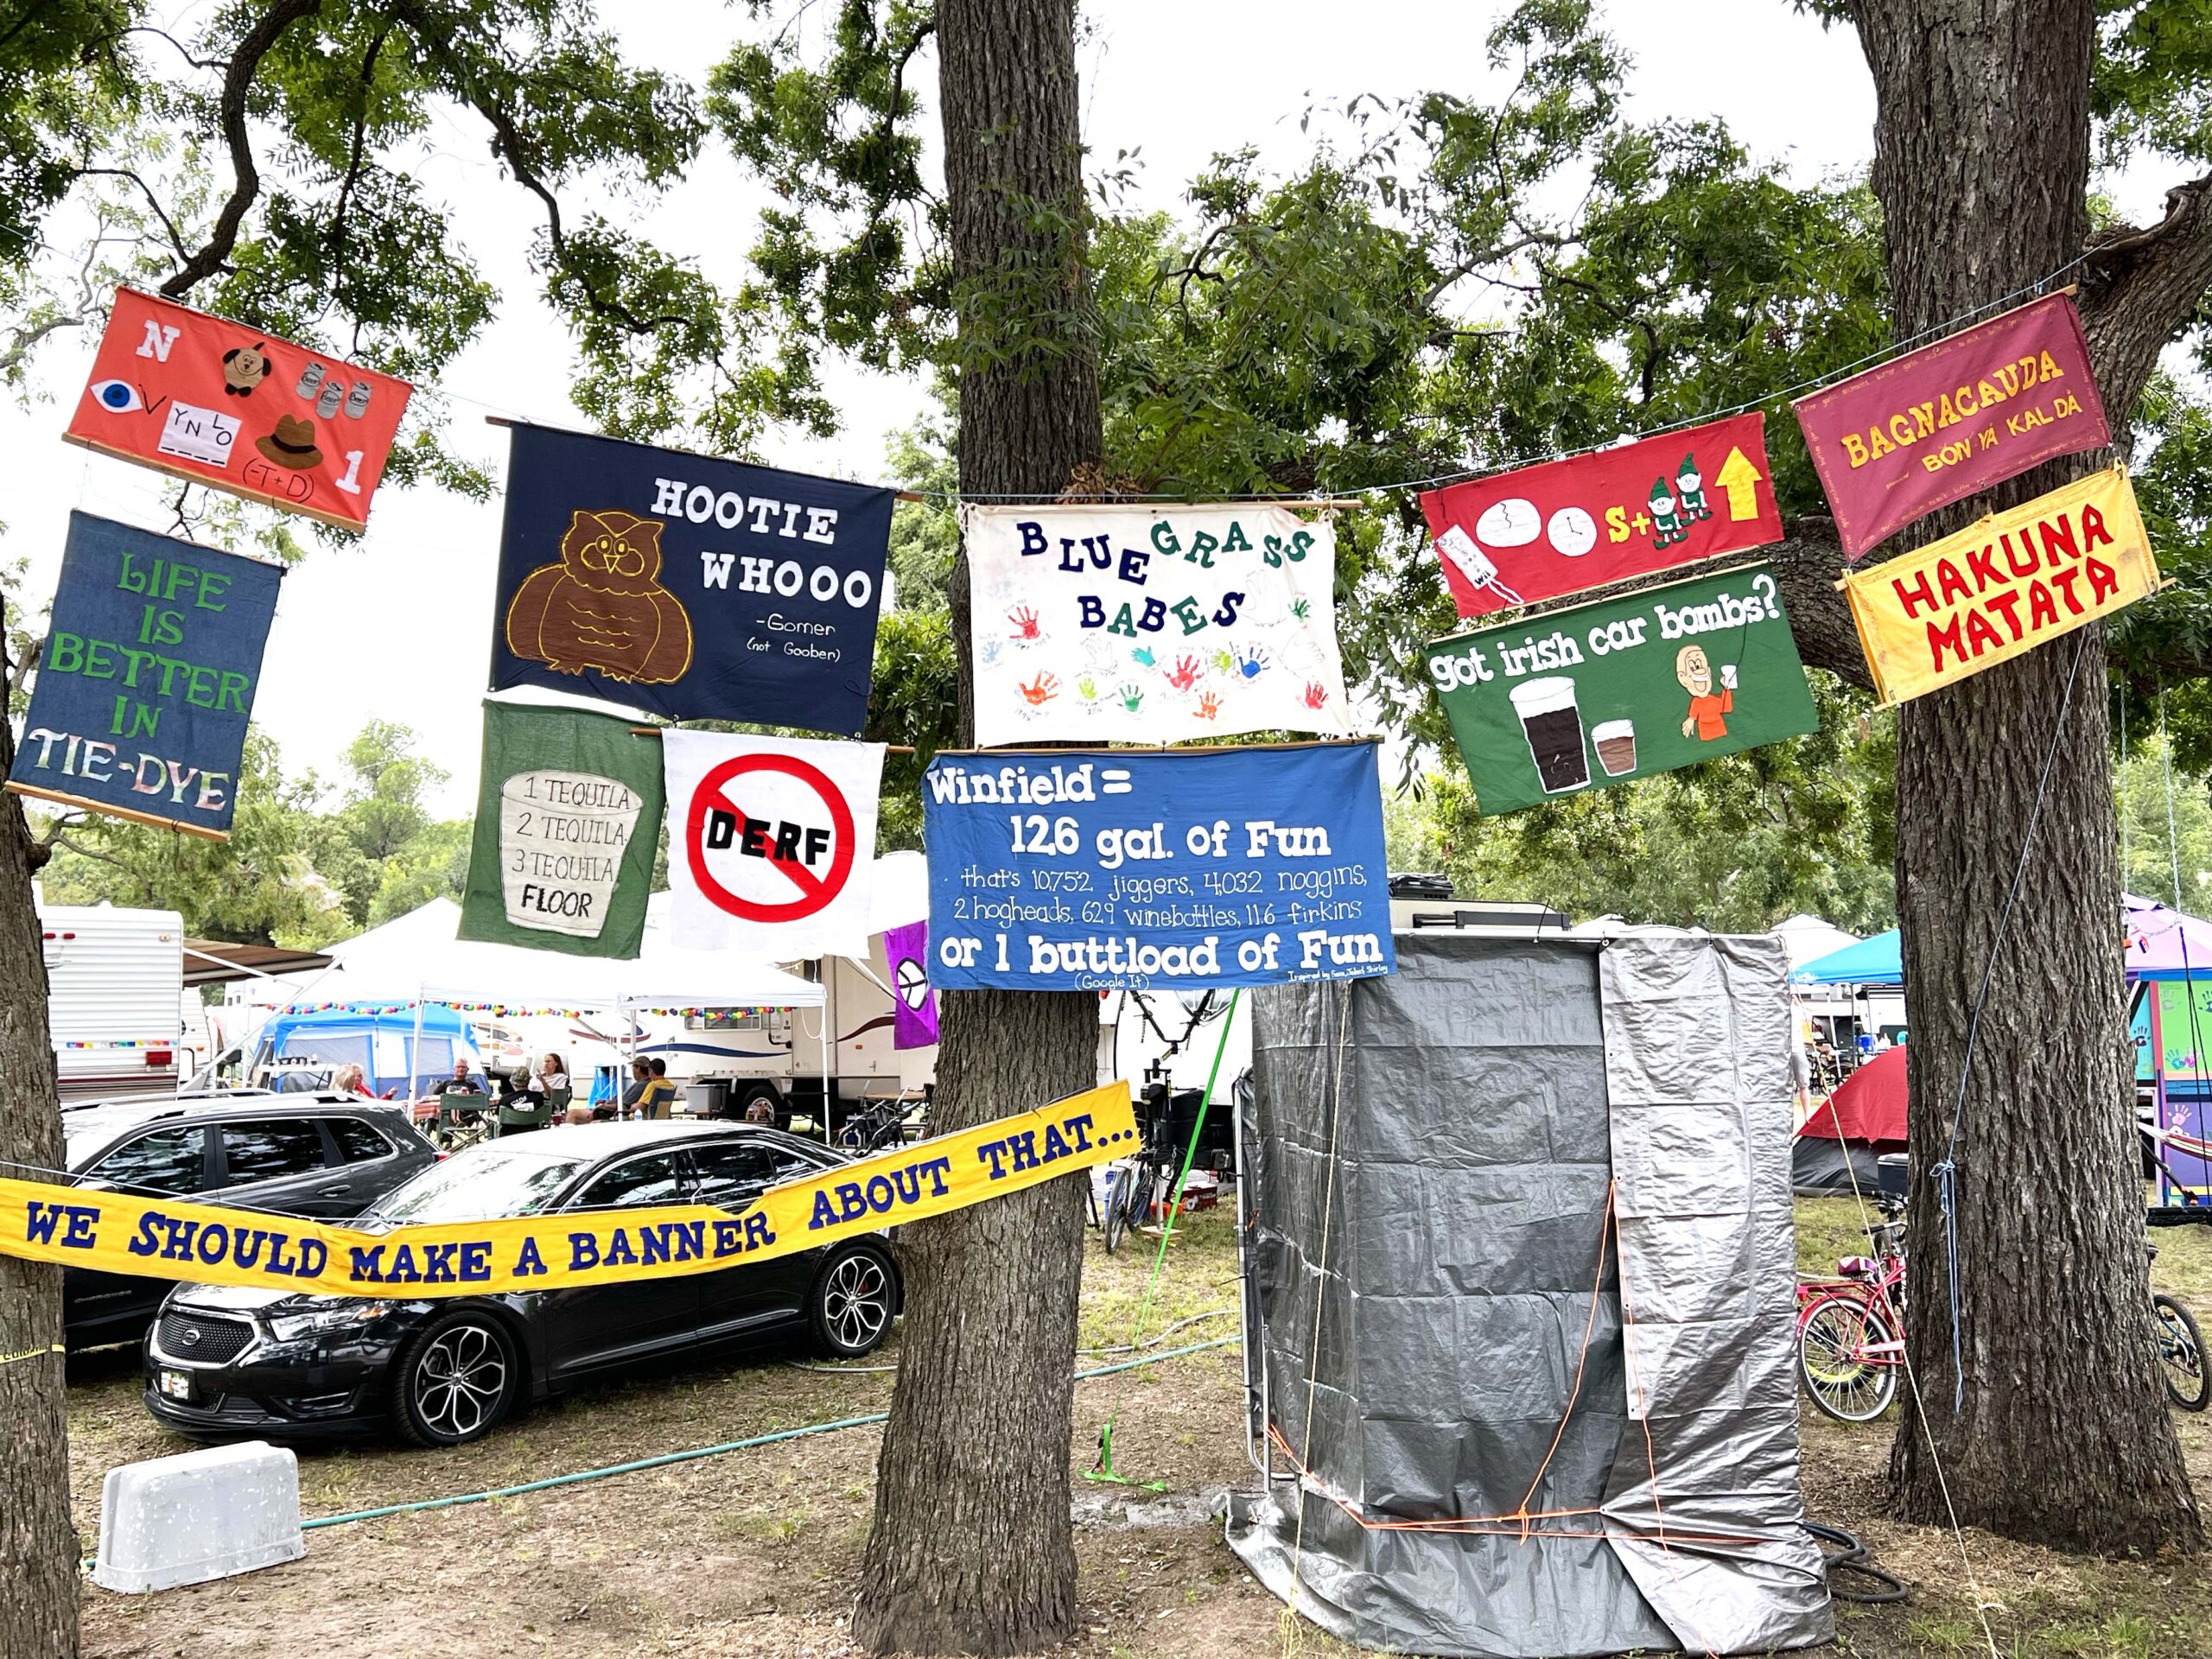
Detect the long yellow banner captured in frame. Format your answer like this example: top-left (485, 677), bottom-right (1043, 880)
top-left (1840, 464), bottom-right (2159, 705)
top-left (0, 1084), bottom-right (1135, 1298)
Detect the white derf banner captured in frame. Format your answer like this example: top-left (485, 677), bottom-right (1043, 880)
top-left (662, 731), bottom-right (883, 957)
top-left (963, 504), bottom-right (1353, 747)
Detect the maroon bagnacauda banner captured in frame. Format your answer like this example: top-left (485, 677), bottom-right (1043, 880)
top-left (1793, 292), bottom-right (2112, 562)
top-left (1417, 413), bottom-right (1783, 619)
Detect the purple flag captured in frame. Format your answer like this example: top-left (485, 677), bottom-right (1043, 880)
top-left (886, 920), bottom-right (938, 1048)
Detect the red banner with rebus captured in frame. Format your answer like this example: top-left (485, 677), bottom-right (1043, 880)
top-left (1418, 414), bottom-right (1783, 619)
top-left (1792, 291), bottom-right (2111, 563)
top-left (65, 288), bottom-right (413, 531)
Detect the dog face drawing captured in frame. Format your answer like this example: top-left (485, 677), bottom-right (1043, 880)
top-left (504, 509), bottom-right (693, 684)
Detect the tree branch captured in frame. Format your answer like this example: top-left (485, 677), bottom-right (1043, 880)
top-left (325, 16), bottom-right (396, 295)
top-left (70, 167), bottom-right (194, 268)
top-left (159, 0), bottom-right (327, 299)
top-left (2079, 169), bottom-right (2212, 423)
top-left (1767, 515), bottom-right (1876, 694)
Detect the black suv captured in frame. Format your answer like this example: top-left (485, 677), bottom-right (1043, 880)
top-left (60, 1092), bottom-right (437, 1349)
top-left (143, 1121), bottom-right (901, 1447)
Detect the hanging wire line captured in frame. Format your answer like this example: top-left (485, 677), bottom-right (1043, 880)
top-left (905, 252), bottom-right (2092, 505)
top-left (1933, 629), bottom-right (2095, 1414)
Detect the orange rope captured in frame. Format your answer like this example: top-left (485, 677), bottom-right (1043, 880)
top-left (1510, 1182), bottom-right (1616, 1537)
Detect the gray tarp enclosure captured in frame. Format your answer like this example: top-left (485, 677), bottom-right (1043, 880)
top-left (1228, 931), bottom-right (1831, 1657)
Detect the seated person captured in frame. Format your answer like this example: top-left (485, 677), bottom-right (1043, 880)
top-left (441, 1058), bottom-right (485, 1096)
top-left (620, 1057), bottom-right (654, 1120)
top-left (642, 1058), bottom-right (679, 1121)
top-left (495, 1065), bottom-right (551, 1136)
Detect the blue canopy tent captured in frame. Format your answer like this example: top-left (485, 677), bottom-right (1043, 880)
top-left (1789, 930), bottom-right (1901, 988)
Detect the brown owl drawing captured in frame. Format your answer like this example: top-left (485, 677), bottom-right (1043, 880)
top-left (505, 510), bottom-right (693, 684)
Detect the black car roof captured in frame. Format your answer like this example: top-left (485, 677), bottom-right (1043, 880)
top-left (61, 1092), bottom-right (408, 1168)
top-left (481, 1120), bottom-right (838, 1162)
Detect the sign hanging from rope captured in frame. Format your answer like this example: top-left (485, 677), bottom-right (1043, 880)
top-left (5, 512), bottom-right (282, 840)
top-left (1839, 464), bottom-right (2158, 706)
top-left (1424, 563), bottom-right (1819, 814)
top-left (456, 701), bottom-right (664, 958)
top-left (921, 741), bottom-right (1395, 991)
top-left (0, 1084), bottom-right (1135, 1299)
top-left (488, 423), bottom-right (894, 735)
top-left (1795, 291), bottom-right (2111, 562)
top-left (662, 730), bottom-right (883, 957)
top-left (1418, 414), bottom-right (1783, 619)
top-left (66, 288), bottom-right (414, 531)
top-left (961, 503), bottom-right (1352, 749)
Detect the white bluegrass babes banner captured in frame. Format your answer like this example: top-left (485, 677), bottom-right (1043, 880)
top-left (964, 504), bottom-right (1354, 748)
top-left (662, 731), bottom-right (883, 957)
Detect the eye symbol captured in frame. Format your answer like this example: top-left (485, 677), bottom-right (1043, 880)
top-left (89, 378), bottom-right (145, 412)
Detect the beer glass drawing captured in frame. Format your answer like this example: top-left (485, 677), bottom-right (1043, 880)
top-left (1592, 719), bottom-right (1637, 777)
top-left (1510, 677), bottom-right (1590, 794)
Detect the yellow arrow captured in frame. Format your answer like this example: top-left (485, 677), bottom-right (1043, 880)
top-left (1715, 447), bottom-right (1764, 522)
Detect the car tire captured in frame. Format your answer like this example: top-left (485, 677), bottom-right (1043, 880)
top-left (809, 1243), bottom-right (899, 1359)
top-left (391, 1309), bottom-right (518, 1447)
top-left (728, 1082), bottom-right (781, 1123)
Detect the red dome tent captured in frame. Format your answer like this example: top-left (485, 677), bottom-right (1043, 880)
top-left (1794, 1044), bottom-right (1906, 1195)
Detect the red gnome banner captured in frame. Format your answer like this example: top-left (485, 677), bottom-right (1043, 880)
top-left (66, 289), bottom-right (413, 531)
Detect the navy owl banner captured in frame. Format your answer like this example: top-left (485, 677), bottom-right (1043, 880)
top-left (486, 423), bottom-right (895, 734)
top-left (6, 512), bottom-right (282, 840)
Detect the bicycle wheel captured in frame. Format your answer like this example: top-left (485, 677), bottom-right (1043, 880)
top-left (1102, 1166), bottom-right (1132, 1255)
top-left (2154, 1293), bottom-right (2210, 1411)
top-left (1799, 1293), bottom-right (1899, 1423)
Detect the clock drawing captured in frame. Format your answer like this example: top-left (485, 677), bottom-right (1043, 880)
top-left (1473, 497), bottom-right (1542, 549)
top-left (1547, 505), bottom-right (1599, 557)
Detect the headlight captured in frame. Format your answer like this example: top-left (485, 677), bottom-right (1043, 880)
top-left (265, 1303), bottom-right (389, 1344)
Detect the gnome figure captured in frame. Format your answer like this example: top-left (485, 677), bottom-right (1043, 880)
top-left (1648, 477), bottom-right (1687, 549)
top-left (1676, 453), bottom-right (1712, 522)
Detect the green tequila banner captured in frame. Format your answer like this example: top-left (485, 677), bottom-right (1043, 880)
top-left (458, 702), bottom-right (664, 958)
top-left (1424, 563), bottom-right (1819, 815)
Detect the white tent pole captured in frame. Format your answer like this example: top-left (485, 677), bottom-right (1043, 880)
top-left (820, 985), bottom-right (831, 1146)
top-left (408, 982), bottom-right (425, 1099)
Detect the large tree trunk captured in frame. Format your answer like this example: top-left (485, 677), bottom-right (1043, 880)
top-left (1850, 0), bottom-right (2202, 1550)
top-left (0, 607), bottom-right (78, 1654)
top-left (851, 1), bottom-right (1103, 1650)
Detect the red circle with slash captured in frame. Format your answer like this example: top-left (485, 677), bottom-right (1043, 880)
top-left (684, 753), bottom-right (856, 922)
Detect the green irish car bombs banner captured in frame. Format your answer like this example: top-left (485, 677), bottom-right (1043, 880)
top-left (1424, 563), bottom-right (1819, 816)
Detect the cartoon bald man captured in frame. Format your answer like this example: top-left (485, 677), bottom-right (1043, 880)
top-left (1677, 645), bottom-right (1738, 741)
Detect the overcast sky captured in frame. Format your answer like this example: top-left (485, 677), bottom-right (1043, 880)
top-left (0, 0), bottom-right (2140, 817)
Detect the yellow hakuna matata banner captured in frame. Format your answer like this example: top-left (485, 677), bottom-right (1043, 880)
top-left (1840, 464), bottom-right (2160, 705)
top-left (0, 1084), bottom-right (1135, 1299)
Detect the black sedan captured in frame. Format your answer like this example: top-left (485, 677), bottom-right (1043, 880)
top-left (143, 1121), bottom-right (900, 1446)
top-left (62, 1092), bottom-right (437, 1349)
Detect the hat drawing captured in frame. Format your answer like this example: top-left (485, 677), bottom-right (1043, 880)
top-left (255, 415), bottom-right (322, 470)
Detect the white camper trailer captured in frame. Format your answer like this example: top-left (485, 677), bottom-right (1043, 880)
top-left (40, 903), bottom-right (186, 1102)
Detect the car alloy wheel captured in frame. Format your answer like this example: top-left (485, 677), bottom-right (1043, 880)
top-left (401, 1316), bottom-right (512, 1445)
top-left (815, 1248), bottom-right (894, 1357)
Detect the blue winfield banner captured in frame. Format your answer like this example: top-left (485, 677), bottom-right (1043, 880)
top-left (6, 512), bottom-right (282, 839)
top-left (922, 741), bottom-right (1395, 991)
top-left (487, 423), bottom-right (895, 735)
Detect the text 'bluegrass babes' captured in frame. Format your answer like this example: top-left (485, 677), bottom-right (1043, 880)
top-left (0, 1084), bottom-right (1137, 1298)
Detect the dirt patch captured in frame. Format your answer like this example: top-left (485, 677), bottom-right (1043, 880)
top-left (73, 1205), bottom-right (2212, 1658)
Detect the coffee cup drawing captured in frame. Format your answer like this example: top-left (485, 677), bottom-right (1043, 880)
top-left (1593, 719), bottom-right (1637, 777)
top-left (1509, 677), bottom-right (1590, 794)
top-left (1720, 663), bottom-right (1738, 690)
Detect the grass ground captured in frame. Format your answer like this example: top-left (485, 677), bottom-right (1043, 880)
top-left (65, 1198), bottom-right (2212, 1658)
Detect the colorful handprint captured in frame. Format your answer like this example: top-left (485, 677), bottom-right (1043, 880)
top-left (1197, 691), bottom-right (1222, 720)
top-left (1131, 645), bottom-right (1157, 669)
top-left (1007, 605), bottom-right (1041, 640)
top-left (1166, 655), bottom-right (1202, 691)
top-left (1211, 648), bottom-right (1235, 675)
top-left (1303, 681), bottom-right (1329, 709)
top-left (1020, 672), bottom-right (1058, 705)
top-left (1234, 645), bottom-right (1269, 679)
top-left (1077, 674), bottom-right (1098, 701)
top-left (1117, 683), bottom-right (1143, 712)
top-left (1290, 597), bottom-right (1312, 621)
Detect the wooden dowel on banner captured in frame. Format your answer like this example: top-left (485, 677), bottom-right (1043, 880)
top-left (628, 728), bottom-right (913, 754)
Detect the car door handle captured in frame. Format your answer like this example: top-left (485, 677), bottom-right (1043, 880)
top-left (317, 1185), bottom-right (350, 1198)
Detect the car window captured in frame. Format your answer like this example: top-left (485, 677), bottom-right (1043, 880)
top-left (366, 1147), bottom-right (588, 1224)
top-left (690, 1141), bottom-right (821, 1208)
top-left (328, 1118), bottom-right (392, 1163)
top-left (87, 1127), bottom-right (207, 1196)
top-left (220, 1120), bottom-right (331, 1185)
top-left (575, 1153), bottom-right (687, 1211)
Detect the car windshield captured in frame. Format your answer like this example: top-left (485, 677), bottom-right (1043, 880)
top-left (63, 1109), bottom-right (167, 1171)
top-left (363, 1144), bottom-right (588, 1225)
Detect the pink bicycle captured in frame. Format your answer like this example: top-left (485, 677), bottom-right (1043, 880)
top-left (1796, 1195), bottom-right (1907, 1423)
